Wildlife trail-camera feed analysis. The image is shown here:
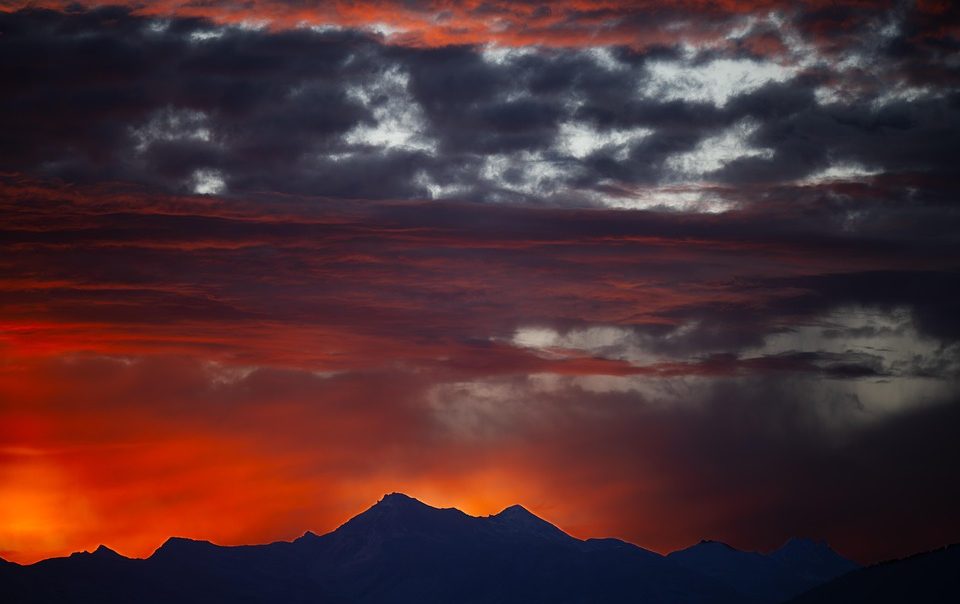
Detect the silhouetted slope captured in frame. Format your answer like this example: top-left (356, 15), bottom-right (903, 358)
top-left (770, 538), bottom-right (858, 584)
top-left (667, 538), bottom-right (858, 603)
top-left (787, 544), bottom-right (960, 604)
top-left (0, 493), bottom-right (748, 604)
top-left (669, 540), bottom-right (806, 602)
top-left (1, 546), bottom-right (170, 603)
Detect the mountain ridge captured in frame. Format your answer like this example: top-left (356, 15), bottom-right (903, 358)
top-left (667, 536), bottom-right (858, 603)
top-left (0, 493), bottom-right (925, 604)
top-left (10, 495), bottom-right (856, 567)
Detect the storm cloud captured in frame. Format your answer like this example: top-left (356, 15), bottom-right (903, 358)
top-left (2, 4), bottom-right (959, 208)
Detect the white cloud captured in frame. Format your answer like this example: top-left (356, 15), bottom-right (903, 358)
top-left (801, 162), bottom-right (882, 184)
top-left (191, 169), bottom-right (226, 195)
top-left (507, 308), bottom-right (960, 427)
top-left (510, 325), bottom-right (663, 365)
top-left (479, 151), bottom-right (567, 199)
top-left (343, 66), bottom-right (436, 153)
top-left (147, 20), bottom-right (170, 34)
top-left (643, 58), bottom-right (794, 107)
top-left (130, 107), bottom-right (213, 153)
top-left (871, 85), bottom-right (940, 109)
top-left (586, 47), bottom-right (625, 71)
top-left (414, 170), bottom-right (468, 200)
top-left (743, 306), bottom-right (960, 418)
top-left (745, 307), bottom-right (934, 368)
top-left (480, 45), bottom-right (539, 66)
top-left (365, 22), bottom-right (407, 38)
top-left (555, 122), bottom-right (652, 160)
top-left (599, 184), bottom-right (736, 213)
top-left (665, 119), bottom-right (773, 178)
top-left (189, 29), bottom-right (225, 42)
top-left (305, 23), bottom-right (344, 34)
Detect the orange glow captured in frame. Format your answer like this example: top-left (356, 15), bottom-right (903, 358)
top-left (0, 454), bottom-right (95, 557)
top-left (0, 177), bottom-right (954, 565)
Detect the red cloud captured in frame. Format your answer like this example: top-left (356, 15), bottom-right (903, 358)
top-left (1, 0), bottom-right (929, 52)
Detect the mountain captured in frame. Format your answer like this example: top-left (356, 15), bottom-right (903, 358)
top-left (770, 538), bottom-right (859, 584)
top-left (786, 544), bottom-right (960, 604)
top-left (0, 493), bottom-right (745, 604)
top-left (15, 494), bottom-right (954, 604)
top-left (667, 538), bottom-right (858, 603)
top-left (295, 493), bottom-right (746, 603)
top-left (669, 540), bottom-right (810, 602)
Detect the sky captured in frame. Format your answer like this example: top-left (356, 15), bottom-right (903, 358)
top-left (0, 0), bottom-right (958, 566)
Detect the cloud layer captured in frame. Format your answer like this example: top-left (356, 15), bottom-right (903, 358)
top-left (2, 4), bottom-right (958, 208)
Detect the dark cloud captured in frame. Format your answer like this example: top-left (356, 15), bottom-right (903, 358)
top-left (2, 5), bottom-right (958, 207)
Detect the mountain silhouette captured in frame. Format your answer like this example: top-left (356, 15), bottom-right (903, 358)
top-left (0, 493), bottom-right (916, 604)
top-left (785, 543), bottom-right (960, 603)
top-left (770, 538), bottom-right (859, 584)
top-left (667, 538), bottom-right (857, 603)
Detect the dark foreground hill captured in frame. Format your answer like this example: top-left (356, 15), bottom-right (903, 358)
top-left (0, 492), bottom-right (879, 604)
top-left (668, 538), bottom-right (857, 603)
top-left (786, 543), bottom-right (960, 604)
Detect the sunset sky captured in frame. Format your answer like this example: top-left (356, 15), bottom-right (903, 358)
top-left (1, 0), bottom-right (959, 566)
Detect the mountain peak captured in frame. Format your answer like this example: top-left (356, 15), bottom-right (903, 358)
top-left (92, 544), bottom-right (123, 558)
top-left (377, 492), bottom-right (424, 506)
top-left (697, 539), bottom-right (737, 549)
top-left (490, 503), bottom-right (572, 541)
top-left (363, 492), bottom-right (435, 515)
top-left (160, 536), bottom-right (210, 546)
top-left (151, 536), bottom-right (217, 559)
top-left (292, 530), bottom-right (321, 546)
top-left (771, 536), bottom-right (859, 580)
top-left (670, 540), bottom-right (742, 555)
top-left (497, 503), bottom-right (535, 517)
top-left (332, 492), bottom-right (469, 544)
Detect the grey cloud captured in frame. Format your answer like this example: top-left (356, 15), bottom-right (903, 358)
top-left (3, 6), bottom-right (958, 209)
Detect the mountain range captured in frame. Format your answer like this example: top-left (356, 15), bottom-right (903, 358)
top-left (0, 493), bottom-right (954, 603)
